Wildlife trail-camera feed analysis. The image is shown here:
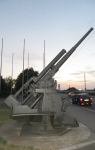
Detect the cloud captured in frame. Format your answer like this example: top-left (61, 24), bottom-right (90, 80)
top-left (70, 69), bottom-right (95, 77)
top-left (55, 77), bottom-right (63, 80)
top-left (3, 52), bottom-right (43, 67)
top-left (86, 70), bottom-right (95, 74)
top-left (85, 66), bottom-right (92, 70)
top-left (56, 77), bottom-right (95, 90)
top-left (70, 72), bottom-right (83, 75)
top-left (89, 53), bottom-right (95, 58)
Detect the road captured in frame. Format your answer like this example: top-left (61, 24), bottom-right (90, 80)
top-left (60, 93), bottom-right (95, 150)
top-left (62, 94), bottom-right (95, 133)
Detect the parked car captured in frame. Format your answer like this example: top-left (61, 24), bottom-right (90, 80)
top-left (68, 92), bottom-right (75, 98)
top-left (72, 93), bottom-right (92, 106)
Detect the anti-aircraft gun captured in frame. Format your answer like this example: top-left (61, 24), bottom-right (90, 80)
top-left (4, 28), bottom-right (93, 134)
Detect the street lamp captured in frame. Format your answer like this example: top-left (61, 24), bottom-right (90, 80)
top-left (84, 73), bottom-right (86, 93)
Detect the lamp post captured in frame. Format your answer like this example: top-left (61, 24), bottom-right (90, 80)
top-left (84, 73), bottom-right (86, 93)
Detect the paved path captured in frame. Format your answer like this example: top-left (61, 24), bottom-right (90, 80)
top-left (59, 141), bottom-right (95, 150)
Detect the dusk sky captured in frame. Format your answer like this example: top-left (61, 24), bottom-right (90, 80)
top-left (0, 0), bottom-right (95, 90)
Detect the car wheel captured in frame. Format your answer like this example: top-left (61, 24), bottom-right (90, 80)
top-left (78, 102), bottom-right (81, 106)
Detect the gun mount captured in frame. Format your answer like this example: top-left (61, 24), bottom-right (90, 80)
top-left (4, 28), bottom-right (93, 135)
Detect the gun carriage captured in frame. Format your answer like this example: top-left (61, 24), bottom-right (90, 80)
top-left (4, 28), bottom-right (93, 134)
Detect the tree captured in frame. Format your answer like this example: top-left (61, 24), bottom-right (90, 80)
top-left (0, 76), bottom-right (15, 95)
top-left (15, 67), bottom-right (39, 91)
top-left (1, 76), bottom-right (7, 91)
top-left (3, 76), bottom-right (15, 93)
top-left (4, 76), bottom-right (11, 90)
top-left (67, 87), bottom-right (78, 93)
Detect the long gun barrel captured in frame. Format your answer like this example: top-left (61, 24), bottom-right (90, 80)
top-left (42, 28), bottom-right (93, 80)
top-left (35, 49), bottom-right (66, 82)
top-left (13, 49), bottom-right (66, 97)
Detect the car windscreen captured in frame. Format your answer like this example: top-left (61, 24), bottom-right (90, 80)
top-left (81, 94), bottom-right (90, 99)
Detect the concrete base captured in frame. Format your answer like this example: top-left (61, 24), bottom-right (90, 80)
top-left (0, 121), bottom-right (91, 149)
top-left (20, 122), bottom-right (71, 136)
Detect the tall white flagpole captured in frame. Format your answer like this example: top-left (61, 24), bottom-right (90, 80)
top-left (44, 40), bottom-right (45, 69)
top-left (27, 53), bottom-right (29, 81)
top-left (43, 53), bottom-right (44, 69)
top-left (27, 53), bottom-right (29, 96)
top-left (11, 53), bottom-right (14, 94)
top-left (0, 38), bottom-right (3, 94)
top-left (22, 39), bottom-right (25, 101)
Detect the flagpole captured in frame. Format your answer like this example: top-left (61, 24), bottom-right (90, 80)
top-left (11, 53), bottom-right (14, 94)
top-left (27, 53), bottom-right (29, 81)
top-left (27, 53), bottom-right (29, 96)
top-left (0, 38), bottom-right (3, 95)
top-left (22, 39), bottom-right (25, 101)
top-left (44, 40), bottom-right (45, 68)
top-left (43, 53), bottom-right (44, 69)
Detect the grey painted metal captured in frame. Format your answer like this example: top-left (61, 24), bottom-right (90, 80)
top-left (30, 94), bottom-right (43, 108)
top-left (21, 92), bottom-right (33, 105)
top-left (14, 49), bottom-right (66, 98)
top-left (13, 105), bottom-right (38, 114)
top-left (35, 49), bottom-right (66, 83)
top-left (42, 28), bottom-right (93, 81)
top-left (61, 112), bottom-right (79, 126)
top-left (4, 28), bottom-right (93, 129)
top-left (4, 95), bottom-right (20, 109)
top-left (14, 77), bottom-right (35, 97)
top-left (35, 88), bottom-right (57, 93)
top-left (42, 91), bottom-right (62, 119)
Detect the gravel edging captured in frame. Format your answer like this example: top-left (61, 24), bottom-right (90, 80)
top-left (0, 120), bottom-right (91, 149)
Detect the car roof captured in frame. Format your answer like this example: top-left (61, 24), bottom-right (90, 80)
top-left (75, 93), bottom-right (89, 95)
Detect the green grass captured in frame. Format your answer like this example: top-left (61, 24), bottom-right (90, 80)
top-left (0, 136), bottom-right (38, 150)
top-left (0, 104), bottom-right (54, 150)
top-left (0, 104), bottom-right (12, 127)
top-left (0, 104), bottom-right (41, 150)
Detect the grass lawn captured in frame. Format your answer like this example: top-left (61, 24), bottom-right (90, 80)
top-left (0, 136), bottom-right (36, 150)
top-left (0, 104), bottom-right (40, 150)
top-left (0, 104), bottom-right (12, 127)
